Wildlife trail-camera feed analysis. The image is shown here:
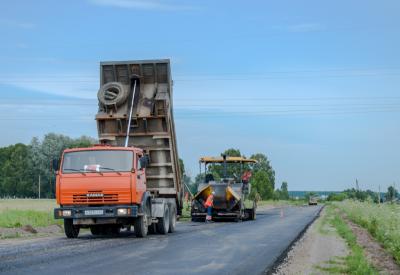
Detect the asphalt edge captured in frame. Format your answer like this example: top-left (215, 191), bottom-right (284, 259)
top-left (264, 205), bottom-right (325, 275)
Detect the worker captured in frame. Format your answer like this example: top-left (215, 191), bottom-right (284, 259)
top-left (204, 191), bottom-right (215, 223)
top-left (242, 170), bottom-right (252, 193)
top-left (242, 170), bottom-right (252, 183)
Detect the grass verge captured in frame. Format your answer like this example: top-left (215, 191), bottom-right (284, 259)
top-left (317, 205), bottom-right (376, 274)
top-left (0, 209), bottom-right (61, 228)
top-left (335, 200), bottom-right (400, 264)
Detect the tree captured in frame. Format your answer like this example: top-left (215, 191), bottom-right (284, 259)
top-left (249, 153), bottom-right (275, 191)
top-left (179, 158), bottom-right (193, 196)
top-left (327, 192), bottom-right (347, 201)
top-left (0, 133), bottom-right (97, 198)
top-left (251, 170), bottom-right (274, 200)
top-left (385, 185), bottom-right (398, 202)
top-left (0, 143), bottom-right (35, 197)
top-left (279, 181), bottom-right (289, 200)
top-left (207, 148), bottom-right (244, 179)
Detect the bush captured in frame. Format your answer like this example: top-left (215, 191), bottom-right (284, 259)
top-left (328, 193), bottom-right (348, 201)
top-left (335, 200), bottom-right (400, 264)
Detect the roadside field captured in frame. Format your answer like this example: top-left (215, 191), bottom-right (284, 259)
top-left (257, 199), bottom-right (308, 207)
top-left (0, 199), bottom-right (62, 238)
top-left (0, 199), bottom-right (57, 212)
top-left (335, 200), bottom-right (400, 264)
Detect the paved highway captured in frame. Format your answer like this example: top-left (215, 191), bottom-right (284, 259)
top-left (0, 205), bottom-right (322, 275)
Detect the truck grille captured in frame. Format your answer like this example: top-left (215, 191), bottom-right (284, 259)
top-left (73, 193), bottom-right (119, 203)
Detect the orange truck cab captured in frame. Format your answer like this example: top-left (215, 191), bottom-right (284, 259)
top-left (54, 146), bottom-right (154, 238)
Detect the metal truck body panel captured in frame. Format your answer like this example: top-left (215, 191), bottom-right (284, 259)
top-left (95, 60), bottom-right (182, 210)
top-left (55, 60), bottom-right (181, 238)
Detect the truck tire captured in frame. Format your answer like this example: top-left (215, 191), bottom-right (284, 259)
top-left (168, 204), bottom-right (177, 233)
top-left (97, 82), bottom-right (129, 107)
top-left (156, 204), bottom-right (170, 234)
top-left (64, 219), bottom-right (80, 238)
top-left (148, 224), bottom-right (156, 234)
top-left (108, 225), bottom-right (121, 236)
top-left (250, 201), bottom-right (257, 220)
top-left (134, 214), bottom-right (148, 238)
top-left (90, 226), bottom-right (102, 235)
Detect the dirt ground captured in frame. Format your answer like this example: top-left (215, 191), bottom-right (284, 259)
top-left (273, 208), bottom-right (349, 275)
top-left (0, 224), bottom-right (62, 239)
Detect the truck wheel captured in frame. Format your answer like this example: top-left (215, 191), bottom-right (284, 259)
top-left (64, 219), bottom-right (80, 238)
top-left (250, 202), bottom-right (257, 220)
top-left (156, 205), bottom-right (170, 234)
top-left (250, 208), bottom-right (256, 220)
top-left (109, 225), bottom-right (121, 236)
top-left (90, 226), bottom-right (102, 235)
top-left (168, 204), bottom-right (177, 233)
top-left (148, 224), bottom-right (156, 234)
top-left (134, 215), bottom-right (148, 238)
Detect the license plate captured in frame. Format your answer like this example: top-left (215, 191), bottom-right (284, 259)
top-left (84, 210), bottom-right (104, 216)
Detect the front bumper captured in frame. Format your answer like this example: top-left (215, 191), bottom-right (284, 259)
top-left (54, 205), bottom-right (139, 219)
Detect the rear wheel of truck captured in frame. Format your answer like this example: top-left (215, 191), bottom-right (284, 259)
top-left (148, 224), bottom-right (156, 234)
top-left (168, 204), bottom-right (177, 233)
top-left (156, 204), bottom-right (170, 234)
top-left (64, 219), bottom-right (80, 238)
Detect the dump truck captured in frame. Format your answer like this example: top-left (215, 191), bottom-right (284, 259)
top-left (191, 156), bottom-right (257, 221)
top-left (308, 195), bottom-right (318, 205)
top-left (54, 59), bottom-right (183, 238)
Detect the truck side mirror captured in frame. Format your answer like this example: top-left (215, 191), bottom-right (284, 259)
top-left (52, 158), bottom-right (60, 172)
top-left (139, 155), bottom-right (149, 170)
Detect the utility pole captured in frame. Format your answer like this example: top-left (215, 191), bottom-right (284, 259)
top-left (378, 184), bottom-right (381, 205)
top-left (356, 178), bottom-right (359, 191)
top-left (38, 175), bottom-right (41, 199)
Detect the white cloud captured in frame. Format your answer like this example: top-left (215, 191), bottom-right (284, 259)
top-left (89, 0), bottom-right (195, 11)
top-left (0, 74), bottom-right (98, 99)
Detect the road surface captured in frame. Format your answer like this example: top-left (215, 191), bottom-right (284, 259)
top-left (0, 205), bottom-right (322, 275)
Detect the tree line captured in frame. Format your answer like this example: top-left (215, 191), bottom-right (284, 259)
top-left (1, 135), bottom-right (285, 200)
top-left (327, 186), bottom-right (399, 203)
top-left (0, 133), bottom-right (96, 198)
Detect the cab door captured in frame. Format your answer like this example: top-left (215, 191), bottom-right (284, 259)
top-left (135, 152), bottom-right (147, 198)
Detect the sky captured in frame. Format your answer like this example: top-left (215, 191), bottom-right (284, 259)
top-left (0, 0), bottom-right (399, 191)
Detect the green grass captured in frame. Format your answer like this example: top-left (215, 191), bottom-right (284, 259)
top-left (0, 199), bottom-right (61, 228)
top-left (0, 199), bottom-right (57, 212)
top-left (335, 200), bottom-right (400, 264)
top-left (0, 209), bottom-right (61, 228)
top-left (317, 205), bottom-right (377, 274)
top-left (180, 201), bottom-right (192, 221)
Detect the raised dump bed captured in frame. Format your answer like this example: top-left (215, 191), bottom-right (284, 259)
top-left (95, 59), bottom-right (183, 213)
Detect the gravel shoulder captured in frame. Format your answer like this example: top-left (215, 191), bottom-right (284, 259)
top-left (273, 207), bottom-right (349, 275)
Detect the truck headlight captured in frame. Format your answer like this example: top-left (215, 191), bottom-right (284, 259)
top-left (117, 208), bottom-right (128, 215)
top-left (62, 210), bottom-right (72, 217)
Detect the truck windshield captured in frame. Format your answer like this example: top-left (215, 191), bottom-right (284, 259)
top-left (62, 150), bottom-right (133, 173)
